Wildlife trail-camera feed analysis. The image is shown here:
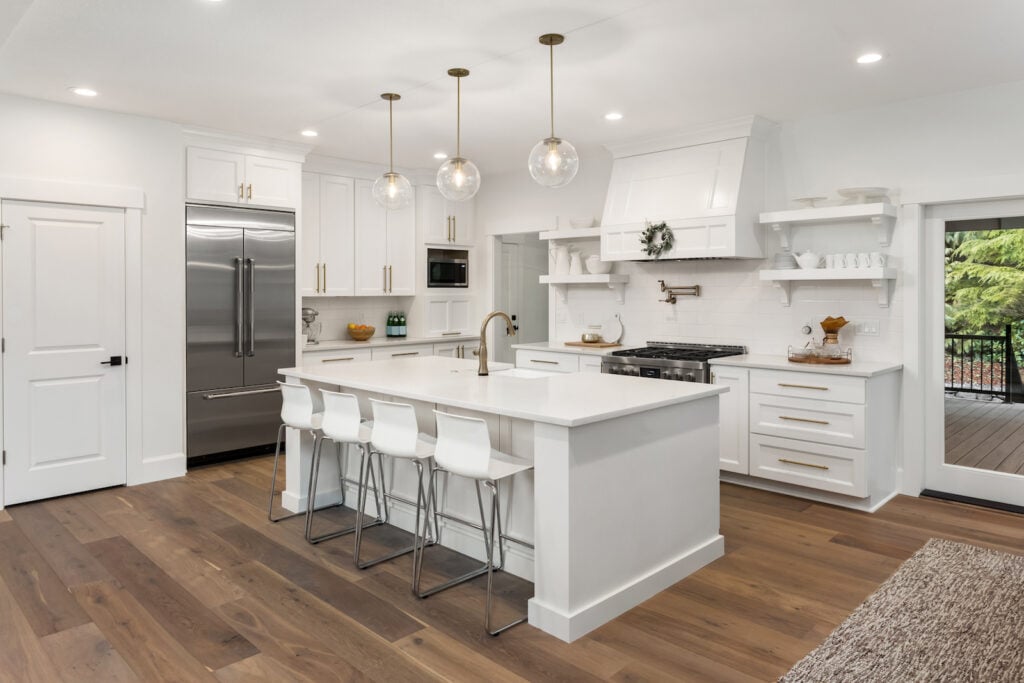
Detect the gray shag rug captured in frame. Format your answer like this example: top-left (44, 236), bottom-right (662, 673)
top-left (781, 538), bottom-right (1024, 682)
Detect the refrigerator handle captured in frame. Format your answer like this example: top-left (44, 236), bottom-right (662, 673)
top-left (234, 257), bottom-right (244, 357)
top-left (246, 257), bottom-right (256, 357)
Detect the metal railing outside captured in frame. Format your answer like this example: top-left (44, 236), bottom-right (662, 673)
top-left (944, 325), bottom-right (1014, 402)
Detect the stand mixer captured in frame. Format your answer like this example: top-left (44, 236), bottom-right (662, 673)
top-left (301, 307), bottom-right (322, 345)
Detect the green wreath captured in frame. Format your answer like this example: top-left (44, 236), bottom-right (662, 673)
top-left (639, 221), bottom-right (674, 258)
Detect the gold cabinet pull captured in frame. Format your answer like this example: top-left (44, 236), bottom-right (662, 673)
top-left (441, 331), bottom-right (461, 336)
top-left (315, 263), bottom-right (321, 293)
top-left (452, 215), bottom-right (456, 242)
top-left (238, 183), bottom-right (245, 200)
top-left (779, 415), bottom-right (830, 425)
top-left (778, 383), bottom-right (829, 391)
top-left (383, 265), bottom-right (387, 292)
top-left (247, 183), bottom-right (253, 199)
top-left (778, 458), bottom-right (830, 471)
top-left (322, 356), bottom-right (355, 363)
top-left (392, 351), bottom-right (419, 357)
top-left (388, 265), bottom-right (393, 293)
top-left (322, 263), bottom-right (327, 291)
top-left (530, 359), bottom-right (559, 365)
top-left (447, 216), bottom-right (452, 241)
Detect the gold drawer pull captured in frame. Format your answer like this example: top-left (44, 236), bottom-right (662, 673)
top-left (530, 359), bottom-right (559, 365)
top-left (392, 351), bottom-right (419, 357)
top-left (442, 331), bottom-right (462, 336)
top-left (779, 415), bottom-right (830, 425)
top-left (778, 383), bottom-right (829, 391)
top-left (778, 458), bottom-right (830, 471)
top-left (323, 356), bottom-right (355, 363)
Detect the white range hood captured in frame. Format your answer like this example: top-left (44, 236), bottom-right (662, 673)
top-left (600, 116), bottom-right (775, 261)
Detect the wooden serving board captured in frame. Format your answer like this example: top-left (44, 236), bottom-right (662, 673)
top-left (788, 355), bottom-right (852, 365)
top-left (564, 341), bottom-right (622, 349)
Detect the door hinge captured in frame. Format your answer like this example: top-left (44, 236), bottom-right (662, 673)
top-left (2, 450), bottom-right (6, 466)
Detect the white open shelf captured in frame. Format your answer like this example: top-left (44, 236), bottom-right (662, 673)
top-left (539, 227), bottom-right (601, 240)
top-left (540, 273), bottom-right (630, 303)
top-left (760, 202), bottom-right (897, 248)
top-left (760, 267), bottom-right (897, 307)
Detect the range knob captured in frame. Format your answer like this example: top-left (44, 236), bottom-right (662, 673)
top-left (682, 372), bottom-right (697, 383)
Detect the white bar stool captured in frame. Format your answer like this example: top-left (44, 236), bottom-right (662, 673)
top-left (413, 410), bottom-right (534, 636)
top-left (267, 382), bottom-right (323, 523)
top-left (353, 398), bottom-right (439, 570)
top-left (305, 390), bottom-right (384, 544)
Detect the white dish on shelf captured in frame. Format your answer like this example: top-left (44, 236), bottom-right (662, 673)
top-left (601, 314), bottom-right (623, 345)
top-left (585, 255), bottom-right (613, 274)
top-left (791, 196), bottom-right (828, 208)
top-left (837, 187), bottom-right (889, 203)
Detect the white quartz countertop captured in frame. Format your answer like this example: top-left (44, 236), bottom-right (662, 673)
top-left (511, 341), bottom-right (620, 357)
top-left (280, 356), bottom-right (725, 427)
top-left (709, 354), bottom-right (903, 378)
top-left (304, 335), bottom-right (480, 352)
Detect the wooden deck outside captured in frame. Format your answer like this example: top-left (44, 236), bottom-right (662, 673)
top-left (945, 396), bottom-right (1024, 474)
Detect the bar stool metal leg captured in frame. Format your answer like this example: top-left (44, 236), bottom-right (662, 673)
top-left (354, 452), bottom-right (433, 570)
top-left (484, 479), bottom-right (526, 636)
top-left (268, 423), bottom-right (303, 523)
top-left (306, 442), bottom-right (384, 544)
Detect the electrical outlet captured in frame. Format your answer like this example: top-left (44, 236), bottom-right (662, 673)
top-left (856, 319), bottom-right (880, 336)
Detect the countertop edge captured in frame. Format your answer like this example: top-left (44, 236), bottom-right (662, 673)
top-left (511, 341), bottom-right (618, 356)
top-left (709, 354), bottom-right (903, 378)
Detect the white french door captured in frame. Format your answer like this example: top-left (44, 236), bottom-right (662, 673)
top-left (2, 200), bottom-right (127, 505)
top-left (925, 199), bottom-right (1024, 508)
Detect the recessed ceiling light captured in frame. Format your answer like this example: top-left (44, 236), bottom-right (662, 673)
top-left (856, 52), bottom-right (883, 64)
top-left (69, 87), bottom-right (98, 97)
top-left (433, 152), bottom-right (447, 160)
top-left (300, 129), bottom-right (318, 137)
top-left (604, 112), bottom-right (623, 121)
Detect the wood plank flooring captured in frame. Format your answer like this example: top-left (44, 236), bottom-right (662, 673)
top-left (945, 397), bottom-right (1024, 473)
top-left (1, 455), bottom-right (1022, 682)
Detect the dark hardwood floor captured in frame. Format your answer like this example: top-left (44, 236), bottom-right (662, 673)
top-left (1, 456), bottom-right (1022, 682)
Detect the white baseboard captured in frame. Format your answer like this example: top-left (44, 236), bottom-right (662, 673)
top-left (528, 535), bottom-right (724, 643)
top-left (131, 451), bottom-right (186, 486)
top-left (720, 472), bottom-right (898, 513)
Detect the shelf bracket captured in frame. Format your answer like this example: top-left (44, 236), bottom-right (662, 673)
top-left (609, 282), bottom-right (626, 304)
top-left (770, 223), bottom-right (792, 252)
top-left (871, 278), bottom-right (893, 307)
top-left (771, 280), bottom-right (792, 306)
top-left (872, 214), bottom-right (896, 247)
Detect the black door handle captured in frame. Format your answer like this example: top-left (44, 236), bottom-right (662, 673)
top-left (100, 356), bottom-right (124, 366)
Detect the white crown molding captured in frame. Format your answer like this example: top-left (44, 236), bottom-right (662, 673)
top-left (604, 114), bottom-right (777, 159)
top-left (183, 126), bottom-right (312, 162)
top-left (0, 176), bottom-right (144, 209)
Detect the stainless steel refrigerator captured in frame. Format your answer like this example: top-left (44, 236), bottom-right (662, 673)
top-left (186, 205), bottom-right (295, 462)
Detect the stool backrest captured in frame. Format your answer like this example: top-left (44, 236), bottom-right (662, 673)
top-left (433, 410), bottom-right (492, 479)
top-left (369, 399), bottom-right (420, 457)
top-left (320, 390), bottom-right (362, 442)
top-left (278, 382), bottom-right (320, 430)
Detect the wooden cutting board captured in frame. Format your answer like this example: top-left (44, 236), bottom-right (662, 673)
top-left (564, 341), bottom-right (622, 348)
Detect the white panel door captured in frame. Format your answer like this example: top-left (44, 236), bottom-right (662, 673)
top-left (300, 172), bottom-right (321, 295)
top-left (386, 203), bottom-right (417, 296)
top-left (319, 175), bottom-right (355, 296)
top-left (187, 147), bottom-right (245, 204)
top-left (353, 180), bottom-right (388, 296)
top-left (2, 201), bottom-right (127, 504)
top-left (244, 155), bottom-right (300, 209)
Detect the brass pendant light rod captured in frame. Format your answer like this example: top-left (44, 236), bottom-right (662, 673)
top-left (539, 33), bottom-right (564, 139)
top-left (380, 92), bottom-right (401, 172)
top-left (447, 68), bottom-right (469, 158)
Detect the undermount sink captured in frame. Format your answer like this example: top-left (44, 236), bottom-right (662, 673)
top-left (488, 368), bottom-right (553, 379)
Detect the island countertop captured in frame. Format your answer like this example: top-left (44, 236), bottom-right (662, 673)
top-left (280, 356), bottom-right (726, 427)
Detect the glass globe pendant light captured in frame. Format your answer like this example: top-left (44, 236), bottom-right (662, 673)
top-left (436, 68), bottom-right (481, 201)
top-left (372, 93), bottom-right (413, 210)
top-left (528, 33), bottom-right (579, 188)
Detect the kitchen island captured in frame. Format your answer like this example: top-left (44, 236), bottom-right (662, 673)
top-left (279, 356), bottom-right (726, 642)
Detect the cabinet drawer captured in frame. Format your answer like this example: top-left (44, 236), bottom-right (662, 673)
top-left (750, 394), bottom-right (865, 448)
top-left (750, 434), bottom-right (867, 497)
top-left (302, 348), bottom-right (372, 364)
top-left (578, 355), bottom-right (603, 374)
top-left (750, 370), bottom-right (865, 404)
top-left (371, 343), bottom-right (434, 360)
top-left (515, 350), bottom-right (579, 373)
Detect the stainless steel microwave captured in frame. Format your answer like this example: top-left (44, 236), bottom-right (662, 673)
top-left (427, 248), bottom-right (468, 288)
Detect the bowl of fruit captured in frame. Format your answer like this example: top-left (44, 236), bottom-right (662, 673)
top-left (347, 323), bottom-right (375, 341)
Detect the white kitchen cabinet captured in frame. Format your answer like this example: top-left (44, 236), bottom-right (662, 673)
top-left (433, 340), bottom-right (477, 359)
top-left (301, 173), bottom-right (355, 296)
top-left (370, 343), bottom-right (434, 361)
top-left (425, 297), bottom-right (471, 335)
top-left (515, 349), bottom-right (579, 373)
top-left (712, 366), bottom-right (749, 474)
top-left (302, 347), bottom-right (373, 365)
top-left (187, 146), bottom-right (300, 209)
top-left (578, 355), bottom-right (603, 374)
top-left (354, 179), bottom-right (416, 296)
top-left (417, 185), bottom-right (474, 245)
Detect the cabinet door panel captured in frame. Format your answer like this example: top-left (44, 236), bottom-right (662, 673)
top-left (245, 155), bottom-right (300, 209)
top-left (319, 175), bottom-right (355, 296)
top-left (448, 298), bottom-right (470, 333)
top-left (387, 203), bottom-right (417, 295)
top-left (451, 198), bottom-right (474, 244)
top-left (354, 180), bottom-right (388, 295)
top-left (187, 147), bottom-right (245, 204)
top-left (417, 185), bottom-right (449, 243)
top-left (713, 367), bottom-right (749, 473)
top-left (300, 173), bottom-right (321, 296)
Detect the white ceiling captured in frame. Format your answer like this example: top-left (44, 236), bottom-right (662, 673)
top-left (3, 0), bottom-right (1024, 173)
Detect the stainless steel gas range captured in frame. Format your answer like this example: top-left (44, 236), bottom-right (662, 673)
top-left (601, 342), bottom-right (747, 383)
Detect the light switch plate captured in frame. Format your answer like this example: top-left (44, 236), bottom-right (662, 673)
top-left (857, 319), bottom-right (880, 336)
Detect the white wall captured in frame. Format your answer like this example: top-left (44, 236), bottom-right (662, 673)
top-left (0, 94), bottom-right (186, 471)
